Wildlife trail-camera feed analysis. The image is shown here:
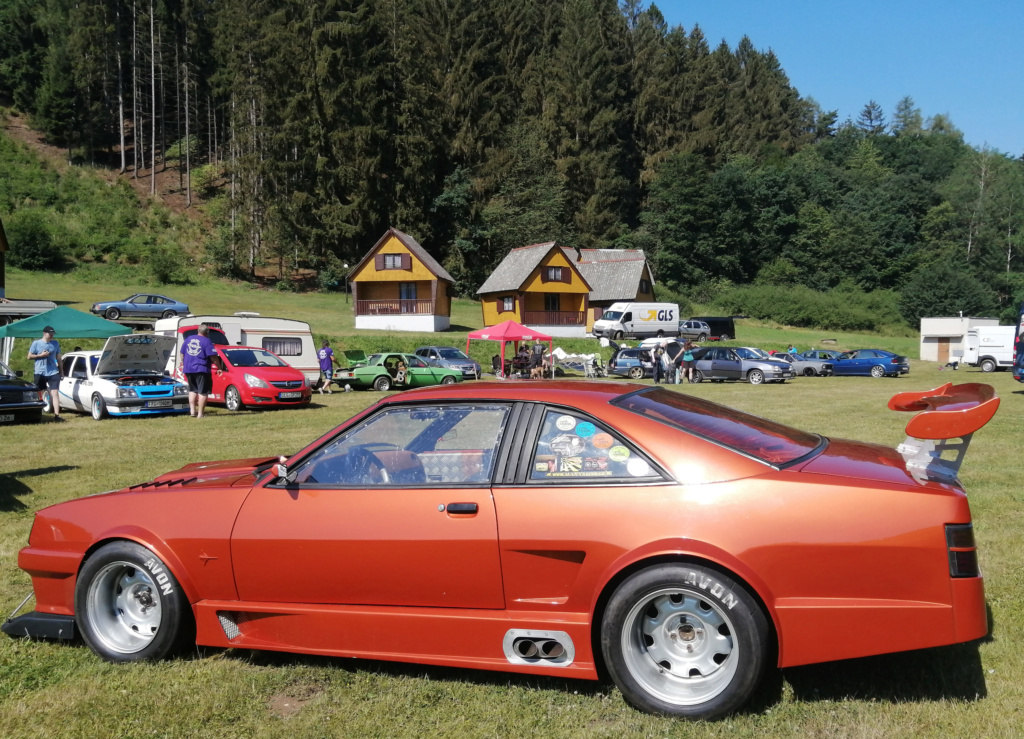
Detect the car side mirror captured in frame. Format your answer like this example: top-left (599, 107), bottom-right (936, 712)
top-left (15, 370), bottom-right (23, 377)
top-left (273, 463), bottom-right (297, 484)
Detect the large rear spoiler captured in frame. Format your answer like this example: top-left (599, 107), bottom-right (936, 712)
top-left (889, 383), bottom-right (999, 483)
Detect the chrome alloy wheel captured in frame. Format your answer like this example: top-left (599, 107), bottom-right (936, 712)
top-left (85, 561), bottom-right (163, 654)
top-left (620, 587), bottom-right (738, 706)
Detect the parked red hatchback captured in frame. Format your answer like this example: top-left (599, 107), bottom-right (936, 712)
top-left (209, 346), bottom-right (311, 411)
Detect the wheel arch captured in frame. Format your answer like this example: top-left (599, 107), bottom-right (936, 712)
top-left (589, 542), bottom-right (781, 675)
top-left (77, 530), bottom-right (202, 607)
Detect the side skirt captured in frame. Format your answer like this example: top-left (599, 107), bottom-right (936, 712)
top-left (193, 600), bottom-right (598, 679)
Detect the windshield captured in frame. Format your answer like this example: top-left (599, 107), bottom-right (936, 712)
top-left (0, 359), bottom-right (15, 377)
top-left (613, 387), bottom-right (823, 466)
top-left (181, 328), bottom-right (230, 346)
top-left (601, 311), bottom-right (623, 321)
top-left (222, 348), bottom-right (288, 368)
top-left (734, 348), bottom-right (765, 360)
top-left (437, 348), bottom-right (469, 360)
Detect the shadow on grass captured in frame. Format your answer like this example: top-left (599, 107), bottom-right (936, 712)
top-left (783, 640), bottom-right (987, 704)
top-left (219, 647), bottom-right (612, 700)
top-left (0, 466), bottom-right (79, 512)
top-left (212, 633), bottom-right (987, 711)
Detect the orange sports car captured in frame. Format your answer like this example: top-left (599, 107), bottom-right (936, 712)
top-left (3, 381), bottom-right (998, 719)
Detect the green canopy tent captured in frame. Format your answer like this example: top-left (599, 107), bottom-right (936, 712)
top-left (0, 305), bottom-right (128, 365)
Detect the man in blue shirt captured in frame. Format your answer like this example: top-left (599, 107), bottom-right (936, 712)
top-left (28, 325), bottom-right (62, 420)
top-left (181, 324), bottom-right (218, 418)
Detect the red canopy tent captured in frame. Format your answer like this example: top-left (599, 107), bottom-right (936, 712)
top-left (466, 320), bottom-right (553, 378)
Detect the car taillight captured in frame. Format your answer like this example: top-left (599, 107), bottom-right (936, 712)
top-left (946, 523), bottom-right (980, 578)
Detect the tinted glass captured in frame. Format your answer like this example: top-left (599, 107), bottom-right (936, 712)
top-left (438, 348), bottom-right (468, 360)
top-left (613, 388), bottom-right (822, 466)
top-left (530, 410), bottom-right (661, 481)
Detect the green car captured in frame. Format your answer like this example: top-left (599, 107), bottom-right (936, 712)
top-left (335, 353), bottom-right (462, 391)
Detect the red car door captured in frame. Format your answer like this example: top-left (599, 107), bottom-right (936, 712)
top-left (230, 403), bottom-right (509, 609)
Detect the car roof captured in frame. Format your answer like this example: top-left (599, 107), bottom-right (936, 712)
top-left (380, 380), bottom-right (640, 407)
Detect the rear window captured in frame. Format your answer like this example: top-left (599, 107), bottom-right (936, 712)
top-left (181, 328), bottom-right (230, 346)
top-left (612, 387), bottom-right (822, 466)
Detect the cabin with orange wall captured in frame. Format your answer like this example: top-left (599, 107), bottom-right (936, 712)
top-left (348, 228), bottom-right (454, 332)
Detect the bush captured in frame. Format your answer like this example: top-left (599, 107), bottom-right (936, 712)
top-left (899, 262), bottom-right (998, 324)
top-left (4, 208), bottom-right (65, 270)
top-left (717, 284), bottom-right (904, 331)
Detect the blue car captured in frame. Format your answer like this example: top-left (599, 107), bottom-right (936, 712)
top-left (608, 346), bottom-right (655, 379)
top-left (90, 294), bottom-right (190, 321)
top-left (832, 349), bottom-right (909, 377)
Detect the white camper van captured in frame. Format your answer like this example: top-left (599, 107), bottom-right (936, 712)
top-left (592, 302), bottom-right (679, 339)
top-left (963, 325), bottom-right (1016, 372)
top-left (154, 312), bottom-right (320, 385)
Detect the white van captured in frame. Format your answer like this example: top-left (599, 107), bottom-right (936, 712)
top-left (592, 302), bottom-right (679, 339)
top-left (963, 325), bottom-right (1016, 372)
top-left (154, 312), bottom-right (320, 385)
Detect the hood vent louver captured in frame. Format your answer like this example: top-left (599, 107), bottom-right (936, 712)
top-left (129, 476), bottom-right (198, 490)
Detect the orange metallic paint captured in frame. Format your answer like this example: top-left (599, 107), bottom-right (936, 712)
top-left (15, 381), bottom-right (992, 681)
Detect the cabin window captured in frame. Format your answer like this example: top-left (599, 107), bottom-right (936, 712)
top-left (262, 337), bottom-right (302, 357)
top-left (545, 266), bottom-right (563, 282)
top-left (639, 279), bottom-right (651, 294)
top-left (501, 296), bottom-right (515, 312)
top-left (384, 254), bottom-right (403, 269)
top-left (400, 282), bottom-right (418, 301)
top-left (544, 294), bottom-right (561, 311)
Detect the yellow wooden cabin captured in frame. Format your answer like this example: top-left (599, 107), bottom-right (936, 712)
top-left (477, 243), bottom-right (654, 336)
top-left (348, 228), bottom-right (454, 332)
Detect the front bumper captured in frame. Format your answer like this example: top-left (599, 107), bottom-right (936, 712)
top-left (2, 611), bottom-right (76, 640)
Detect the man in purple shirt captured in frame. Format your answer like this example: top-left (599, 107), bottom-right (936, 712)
top-left (182, 324), bottom-right (218, 417)
top-left (317, 340), bottom-right (340, 394)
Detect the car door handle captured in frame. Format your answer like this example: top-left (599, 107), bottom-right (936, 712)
top-left (446, 503), bottom-right (478, 514)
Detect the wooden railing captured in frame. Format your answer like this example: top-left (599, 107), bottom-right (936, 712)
top-left (356, 299), bottom-right (435, 316)
top-left (523, 310), bottom-right (585, 326)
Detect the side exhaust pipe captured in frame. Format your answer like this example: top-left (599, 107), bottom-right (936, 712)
top-left (504, 630), bottom-right (575, 666)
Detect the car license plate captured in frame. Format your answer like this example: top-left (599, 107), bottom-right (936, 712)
top-left (146, 400), bottom-right (173, 408)
top-left (279, 391), bottom-right (301, 399)
top-left (0, 413), bottom-right (15, 423)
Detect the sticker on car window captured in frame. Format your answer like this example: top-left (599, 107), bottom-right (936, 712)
top-left (608, 446), bottom-right (631, 462)
top-left (575, 421), bottom-right (596, 438)
top-left (591, 433), bottom-right (614, 449)
top-left (555, 415), bottom-right (576, 431)
top-left (550, 434), bottom-right (586, 456)
top-left (627, 458), bottom-right (651, 476)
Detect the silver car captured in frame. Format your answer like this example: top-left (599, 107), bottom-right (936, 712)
top-left (677, 320), bottom-right (711, 341)
top-left (691, 346), bottom-right (795, 385)
top-left (413, 346), bottom-right (481, 379)
top-left (772, 352), bottom-right (833, 377)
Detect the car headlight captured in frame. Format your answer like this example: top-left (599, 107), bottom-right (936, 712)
top-left (117, 387), bottom-right (137, 398)
top-left (173, 385), bottom-right (188, 396)
top-left (244, 373), bottom-right (268, 388)
top-left (24, 391), bottom-right (40, 402)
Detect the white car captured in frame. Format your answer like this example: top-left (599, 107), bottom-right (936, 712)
top-left (53, 335), bottom-right (189, 420)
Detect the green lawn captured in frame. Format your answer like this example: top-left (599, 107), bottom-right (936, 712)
top-left (2, 270), bottom-right (1021, 737)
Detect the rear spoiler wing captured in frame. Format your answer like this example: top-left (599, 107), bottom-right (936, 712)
top-left (889, 383), bottom-right (999, 483)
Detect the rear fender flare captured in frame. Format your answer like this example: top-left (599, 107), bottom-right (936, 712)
top-left (590, 537), bottom-right (781, 664)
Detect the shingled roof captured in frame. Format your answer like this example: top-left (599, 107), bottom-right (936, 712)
top-left (476, 242), bottom-right (558, 294)
top-left (560, 248), bottom-right (651, 303)
top-left (349, 227), bottom-right (454, 282)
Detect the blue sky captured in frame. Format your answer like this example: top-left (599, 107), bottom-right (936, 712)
top-left (655, 0), bottom-right (1024, 156)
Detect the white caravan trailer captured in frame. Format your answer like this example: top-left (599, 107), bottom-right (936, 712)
top-left (154, 312), bottom-right (320, 385)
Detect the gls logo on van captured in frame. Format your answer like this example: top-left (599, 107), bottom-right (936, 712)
top-left (640, 309), bottom-right (675, 322)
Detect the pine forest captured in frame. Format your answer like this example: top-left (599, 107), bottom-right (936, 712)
top-left (2, 0), bottom-right (1022, 326)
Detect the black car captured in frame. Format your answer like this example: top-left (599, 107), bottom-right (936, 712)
top-left (0, 358), bottom-right (45, 424)
top-left (689, 316), bottom-right (737, 341)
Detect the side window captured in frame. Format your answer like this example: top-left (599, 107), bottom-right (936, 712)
top-left (622, 312), bottom-right (632, 323)
top-left (529, 410), bottom-right (662, 482)
top-left (262, 337), bottom-right (302, 356)
top-left (290, 405), bottom-right (510, 487)
top-left (61, 356), bottom-right (76, 376)
top-left (408, 356), bottom-right (428, 368)
top-left (71, 357), bottom-right (87, 379)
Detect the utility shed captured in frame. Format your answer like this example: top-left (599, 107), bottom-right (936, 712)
top-left (919, 316), bottom-right (999, 363)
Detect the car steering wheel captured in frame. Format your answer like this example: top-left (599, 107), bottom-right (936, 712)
top-left (345, 446), bottom-right (389, 485)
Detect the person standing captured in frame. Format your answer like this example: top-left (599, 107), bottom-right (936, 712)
top-left (652, 343), bottom-right (666, 384)
top-left (682, 340), bottom-right (696, 383)
top-left (28, 325), bottom-right (61, 420)
top-left (182, 324), bottom-right (218, 418)
top-left (318, 340), bottom-right (340, 394)
top-left (671, 342), bottom-right (685, 384)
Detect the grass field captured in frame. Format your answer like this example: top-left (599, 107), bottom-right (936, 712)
top-left (2, 271), bottom-right (1021, 737)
